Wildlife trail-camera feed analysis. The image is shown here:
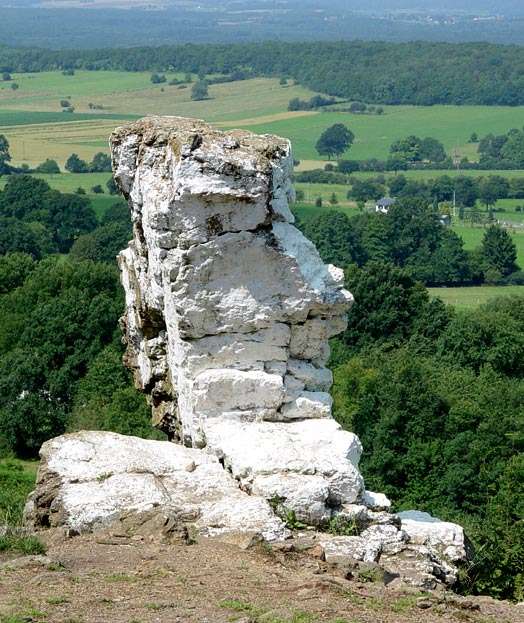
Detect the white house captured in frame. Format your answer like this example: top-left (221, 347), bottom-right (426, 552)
top-left (375, 197), bottom-right (396, 214)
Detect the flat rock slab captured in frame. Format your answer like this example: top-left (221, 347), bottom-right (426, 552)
top-left (25, 431), bottom-right (286, 541)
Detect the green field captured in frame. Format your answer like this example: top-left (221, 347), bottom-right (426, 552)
top-left (3, 70), bottom-right (524, 170)
top-left (428, 285), bottom-right (524, 309)
top-left (294, 182), bottom-right (354, 206)
top-left (0, 172), bottom-right (111, 192)
top-left (231, 105), bottom-right (524, 162)
top-left (0, 110), bottom-right (137, 126)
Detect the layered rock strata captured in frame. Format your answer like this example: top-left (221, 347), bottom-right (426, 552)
top-left (23, 117), bottom-right (467, 591)
top-left (111, 116), bottom-right (362, 525)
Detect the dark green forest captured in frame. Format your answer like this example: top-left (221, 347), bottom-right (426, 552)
top-left (4, 40), bottom-right (524, 105)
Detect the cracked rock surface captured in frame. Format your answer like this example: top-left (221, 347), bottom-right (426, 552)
top-left (25, 117), bottom-right (468, 590)
top-left (111, 116), bottom-right (361, 523)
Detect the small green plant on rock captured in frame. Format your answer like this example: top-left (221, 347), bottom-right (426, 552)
top-left (326, 516), bottom-right (359, 536)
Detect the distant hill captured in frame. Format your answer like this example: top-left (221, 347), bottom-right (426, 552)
top-left (2, 2), bottom-right (524, 48)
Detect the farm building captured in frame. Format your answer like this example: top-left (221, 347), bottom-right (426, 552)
top-left (375, 197), bottom-right (396, 214)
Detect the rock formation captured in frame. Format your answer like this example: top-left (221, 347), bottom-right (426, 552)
top-left (112, 116), bottom-right (362, 526)
top-left (25, 117), bottom-right (467, 590)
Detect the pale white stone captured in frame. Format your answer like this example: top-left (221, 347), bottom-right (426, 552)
top-left (287, 359), bottom-right (333, 392)
top-left (204, 418), bottom-right (364, 518)
top-left (396, 511), bottom-right (467, 562)
top-left (28, 431), bottom-right (286, 541)
top-left (192, 369), bottom-right (284, 416)
top-left (282, 374), bottom-right (305, 403)
top-left (362, 490), bottom-right (392, 511)
top-left (279, 392), bottom-right (332, 420)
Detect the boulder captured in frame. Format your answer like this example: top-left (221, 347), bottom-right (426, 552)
top-left (396, 510), bottom-right (467, 562)
top-left (25, 431), bottom-right (287, 542)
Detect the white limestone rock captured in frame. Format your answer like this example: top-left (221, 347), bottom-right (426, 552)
top-left (111, 117), bottom-right (359, 520)
top-left (203, 417), bottom-right (364, 520)
top-left (25, 431), bottom-right (287, 541)
top-left (320, 526), bottom-right (406, 565)
top-left (279, 392), bottom-right (332, 420)
top-left (396, 510), bottom-right (467, 562)
top-left (361, 490), bottom-right (392, 511)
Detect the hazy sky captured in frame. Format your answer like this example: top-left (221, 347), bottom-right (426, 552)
top-left (326, 0), bottom-right (524, 12)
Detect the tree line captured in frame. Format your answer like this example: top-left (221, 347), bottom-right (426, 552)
top-left (3, 40), bottom-right (524, 105)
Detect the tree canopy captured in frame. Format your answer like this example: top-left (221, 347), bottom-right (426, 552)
top-left (315, 124), bottom-right (354, 159)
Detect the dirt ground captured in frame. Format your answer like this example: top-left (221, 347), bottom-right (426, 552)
top-left (0, 531), bottom-right (522, 623)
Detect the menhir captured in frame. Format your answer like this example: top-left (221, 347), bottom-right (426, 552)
top-left (111, 116), bottom-right (364, 526)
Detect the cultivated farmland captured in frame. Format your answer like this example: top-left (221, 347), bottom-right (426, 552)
top-left (3, 71), bottom-right (524, 169)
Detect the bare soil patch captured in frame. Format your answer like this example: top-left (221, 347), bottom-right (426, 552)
top-left (0, 532), bottom-right (521, 623)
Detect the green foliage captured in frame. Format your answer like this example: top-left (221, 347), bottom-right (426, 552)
top-left (481, 225), bottom-right (518, 277)
top-left (70, 222), bottom-right (131, 263)
top-left (0, 257), bottom-right (123, 456)
top-left (191, 80), bottom-right (209, 101)
top-left (106, 176), bottom-right (120, 195)
top-left (0, 253), bottom-right (35, 294)
top-left (35, 158), bottom-right (60, 174)
top-left (68, 345), bottom-right (163, 441)
top-left (283, 509), bottom-right (308, 530)
top-left (0, 458), bottom-right (37, 524)
top-left (100, 200), bottom-right (129, 226)
top-left (0, 218), bottom-right (46, 259)
top-left (0, 533), bottom-right (46, 555)
top-left (89, 152), bottom-right (112, 173)
top-left (0, 134), bottom-right (11, 174)
top-left (436, 296), bottom-right (524, 376)
top-left (326, 516), bottom-right (359, 537)
top-left (150, 73), bottom-right (166, 84)
top-left (340, 262), bottom-right (451, 355)
top-left (316, 124), bottom-right (354, 159)
top-left (331, 288), bottom-right (524, 600)
top-left (390, 135), bottom-right (447, 164)
top-left (348, 179), bottom-right (385, 203)
top-left (65, 153), bottom-right (89, 173)
top-left (299, 211), bottom-right (365, 268)
top-left (0, 175), bottom-right (97, 253)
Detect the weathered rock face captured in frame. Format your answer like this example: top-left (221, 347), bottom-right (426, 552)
top-left (111, 116), bottom-right (362, 524)
top-left (23, 117), bottom-right (467, 592)
top-left (25, 431), bottom-right (287, 542)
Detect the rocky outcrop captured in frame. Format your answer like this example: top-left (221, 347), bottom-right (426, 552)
top-left (111, 116), bottom-right (362, 525)
top-left (25, 431), bottom-right (287, 541)
top-left (25, 117), bottom-right (468, 590)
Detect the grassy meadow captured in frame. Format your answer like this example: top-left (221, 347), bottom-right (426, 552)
top-left (3, 70), bottom-right (524, 169)
top-left (428, 285), bottom-right (524, 309)
top-left (230, 105), bottom-right (524, 162)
